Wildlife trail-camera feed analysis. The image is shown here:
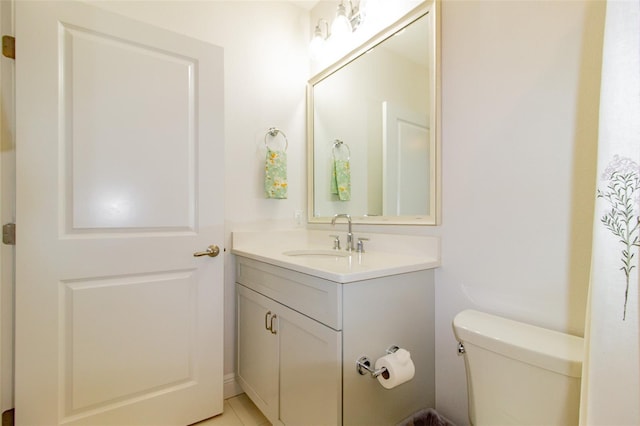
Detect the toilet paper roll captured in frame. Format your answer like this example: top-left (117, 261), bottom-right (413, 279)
top-left (374, 348), bottom-right (415, 389)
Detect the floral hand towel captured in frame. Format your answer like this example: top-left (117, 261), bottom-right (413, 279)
top-left (265, 148), bottom-right (288, 199)
top-left (331, 159), bottom-right (351, 201)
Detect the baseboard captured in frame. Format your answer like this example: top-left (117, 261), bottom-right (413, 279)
top-left (223, 373), bottom-right (243, 399)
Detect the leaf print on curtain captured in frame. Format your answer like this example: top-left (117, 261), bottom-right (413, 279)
top-left (597, 155), bottom-right (640, 320)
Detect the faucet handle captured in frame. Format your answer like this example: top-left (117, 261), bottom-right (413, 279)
top-left (329, 234), bottom-right (341, 250)
top-left (356, 237), bottom-right (369, 253)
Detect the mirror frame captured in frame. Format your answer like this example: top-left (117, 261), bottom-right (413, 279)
top-left (306, 0), bottom-right (441, 225)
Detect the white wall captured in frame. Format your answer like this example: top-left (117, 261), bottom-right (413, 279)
top-left (435, 1), bottom-right (603, 423)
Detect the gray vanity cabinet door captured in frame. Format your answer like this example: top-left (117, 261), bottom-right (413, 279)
top-left (236, 284), bottom-right (279, 422)
top-left (277, 302), bottom-right (342, 426)
top-left (236, 283), bottom-right (342, 426)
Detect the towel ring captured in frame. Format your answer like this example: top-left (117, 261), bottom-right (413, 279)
top-left (332, 139), bottom-right (351, 161)
top-left (264, 127), bottom-right (288, 152)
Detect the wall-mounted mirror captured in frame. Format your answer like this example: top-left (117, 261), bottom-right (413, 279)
top-left (307, 1), bottom-right (440, 225)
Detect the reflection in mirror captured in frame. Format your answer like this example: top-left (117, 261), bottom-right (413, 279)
top-left (307, 1), bottom-right (439, 225)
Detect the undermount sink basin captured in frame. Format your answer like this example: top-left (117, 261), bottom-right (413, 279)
top-left (282, 249), bottom-right (351, 258)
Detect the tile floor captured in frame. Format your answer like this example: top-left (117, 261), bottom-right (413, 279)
top-left (192, 394), bottom-right (271, 426)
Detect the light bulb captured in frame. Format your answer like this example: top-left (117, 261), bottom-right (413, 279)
top-left (309, 21), bottom-right (328, 60)
top-left (309, 32), bottom-right (324, 59)
top-left (331, 3), bottom-right (352, 41)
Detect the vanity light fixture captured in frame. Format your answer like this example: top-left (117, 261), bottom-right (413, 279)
top-left (310, 0), bottom-right (365, 58)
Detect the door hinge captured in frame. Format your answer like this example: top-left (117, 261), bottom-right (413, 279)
top-left (2, 223), bottom-right (15, 245)
top-left (2, 35), bottom-right (15, 59)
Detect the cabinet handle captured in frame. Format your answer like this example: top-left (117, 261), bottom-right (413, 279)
top-left (265, 311), bottom-right (272, 331)
top-left (270, 314), bottom-right (277, 335)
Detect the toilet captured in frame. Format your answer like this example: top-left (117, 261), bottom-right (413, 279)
top-left (453, 310), bottom-right (584, 426)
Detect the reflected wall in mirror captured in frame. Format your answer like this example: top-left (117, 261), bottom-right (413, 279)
top-left (307, 1), bottom-right (440, 225)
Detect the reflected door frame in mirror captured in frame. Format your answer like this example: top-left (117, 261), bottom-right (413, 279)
top-left (306, 0), bottom-right (441, 225)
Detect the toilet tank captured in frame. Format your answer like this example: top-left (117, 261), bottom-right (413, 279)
top-left (453, 310), bottom-right (584, 426)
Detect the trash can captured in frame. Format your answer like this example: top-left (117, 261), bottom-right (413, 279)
top-left (397, 408), bottom-right (456, 426)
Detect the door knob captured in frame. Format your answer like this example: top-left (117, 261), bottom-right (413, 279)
top-left (193, 245), bottom-right (220, 257)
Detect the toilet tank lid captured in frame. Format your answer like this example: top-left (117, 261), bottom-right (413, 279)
top-left (453, 310), bottom-right (584, 378)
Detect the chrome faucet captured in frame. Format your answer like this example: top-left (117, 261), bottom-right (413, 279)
top-left (331, 214), bottom-right (354, 251)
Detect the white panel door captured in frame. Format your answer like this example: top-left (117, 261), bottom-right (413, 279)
top-left (382, 101), bottom-right (429, 216)
top-left (14, 2), bottom-right (224, 425)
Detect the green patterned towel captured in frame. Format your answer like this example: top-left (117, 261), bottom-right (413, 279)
top-left (265, 148), bottom-right (287, 199)
top-left (331, 159), bottom-right (351, 201)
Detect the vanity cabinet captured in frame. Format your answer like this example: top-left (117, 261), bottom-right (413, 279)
top-left (235, 255), bottom-right (435, 426)
top-left (236, 259), bottom-right (342, 426)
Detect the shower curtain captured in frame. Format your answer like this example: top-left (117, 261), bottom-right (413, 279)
top-left (580, 0), bottom-right (640, 424)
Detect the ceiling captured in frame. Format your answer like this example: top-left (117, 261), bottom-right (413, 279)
top-left (288, 0), bottom-right (320, 11)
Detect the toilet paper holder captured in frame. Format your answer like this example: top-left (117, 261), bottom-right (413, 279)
top-left (356, 345), bottom-right (399, 378)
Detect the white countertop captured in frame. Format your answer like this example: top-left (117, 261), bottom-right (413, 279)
top-left (231, 229), bottom-right (440, 283)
